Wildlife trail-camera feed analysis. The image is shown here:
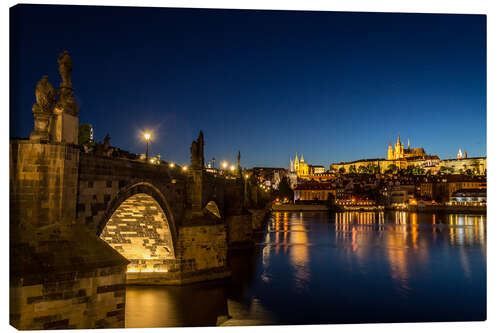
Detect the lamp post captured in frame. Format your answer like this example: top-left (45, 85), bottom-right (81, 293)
top-left (144, 132), bottom-right (151, 160)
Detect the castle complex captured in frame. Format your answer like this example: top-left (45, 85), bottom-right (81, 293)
top-left (320, 135), bottom-right (486, 176)
top-left (387, 135), bottom-right (428, 160)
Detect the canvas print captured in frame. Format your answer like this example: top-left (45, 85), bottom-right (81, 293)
top-left (9, 4), bottom-right (486, 329)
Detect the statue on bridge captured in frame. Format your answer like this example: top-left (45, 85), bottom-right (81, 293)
top-left (33, 76), bottom-right (57, 114)
top-left (29, 76), bottom-right (57, 141)
top-left (55, 50), bottom-right (79, 117)
top-left (190, 130), bottom-right (205, 169)
top-left (58, 50), bottom-right (73, 88)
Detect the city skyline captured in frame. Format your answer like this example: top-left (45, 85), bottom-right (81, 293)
top-left (10, 5), bottom-right (486, 168)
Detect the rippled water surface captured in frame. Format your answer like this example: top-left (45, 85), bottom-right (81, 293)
top-left (126, 211), bottom-right (486, 327)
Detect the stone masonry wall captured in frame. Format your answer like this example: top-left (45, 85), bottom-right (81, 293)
top-left (10, 140), bottom-right (79, 228)
top-left (226, 214), bottom-right (253, 247)
top-left (177, 224), bottom-right (228, 273)
top-left (10, 265), bottom-right (127, 329)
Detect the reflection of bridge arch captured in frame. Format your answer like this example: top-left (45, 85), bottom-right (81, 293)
top-left (97, 182), bottom-right (178, 272)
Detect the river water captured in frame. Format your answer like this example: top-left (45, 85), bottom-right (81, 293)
top-left (125, 211), bottom-right (486, 327)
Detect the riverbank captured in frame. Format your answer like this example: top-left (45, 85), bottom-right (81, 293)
top-left (272, 204), bottom-right (329, 211)
top-left (272, 203), bottom-right (486, 214)
top-left (388, 205), bottom-right (486, 214)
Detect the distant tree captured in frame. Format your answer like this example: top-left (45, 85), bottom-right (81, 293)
top-left (412, 166), bottom-right (425, 176)
top-left (465, 168), bottom-right (473, 176)
top-left (388, 164), bottom-right (397, 174)
top-left (470, 160), bottom-right (481, 175)
top-left (367, 163), bottom-right (376, 174)
top-left (439, 166), bottom-right (448, 174)
top-left (358, 166), bottom-right (368, 174)
top-left (349, 165), bottom-right (357, 174)
top-left (338, 167), bottom-right (346, 174)
top-left (277, 177), bottom-right (294, 201)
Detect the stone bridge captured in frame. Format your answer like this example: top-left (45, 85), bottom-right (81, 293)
top-left (10, 51), bottom-right (270, 330)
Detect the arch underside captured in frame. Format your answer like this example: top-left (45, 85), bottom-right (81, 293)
top-left (100, 193), bottom-right (175, 273)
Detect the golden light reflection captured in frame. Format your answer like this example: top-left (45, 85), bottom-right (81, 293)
top-left (385, 230), bottom-right (409, 293)
top-left (289, 217), bottom-right (310, 291)
top-left (410, 213), bottom-right (418, 249)
top-left (352, 226), bottom-right (358, 252)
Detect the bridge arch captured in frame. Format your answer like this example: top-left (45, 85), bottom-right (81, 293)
top-left (97, 182), bottom-right (178, 272)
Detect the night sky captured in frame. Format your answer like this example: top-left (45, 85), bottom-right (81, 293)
top-left (10, 5), bottom-right (486, 168)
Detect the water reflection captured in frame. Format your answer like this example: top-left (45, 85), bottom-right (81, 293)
top-left (126, 211), bottom-right (486, 327)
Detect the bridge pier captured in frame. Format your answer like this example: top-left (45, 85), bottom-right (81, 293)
top-left (126, 223), bottom-right (230, 285)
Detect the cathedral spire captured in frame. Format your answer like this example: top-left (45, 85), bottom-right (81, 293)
top-left (300, 154), bottom-right (304, 162)
top-left (407, 138), bottom-right (410, 149)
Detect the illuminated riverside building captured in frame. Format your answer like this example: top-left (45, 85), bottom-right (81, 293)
top-left (293, 181), bottom-right (336, 202)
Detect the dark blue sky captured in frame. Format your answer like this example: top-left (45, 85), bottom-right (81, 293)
top-left (10, 5), bottom-right (486, 168)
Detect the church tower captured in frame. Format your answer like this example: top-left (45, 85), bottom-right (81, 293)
top-left (387, 143), bottom-right (394, 160)
top-left (294, 153), bottom-right (299, 173)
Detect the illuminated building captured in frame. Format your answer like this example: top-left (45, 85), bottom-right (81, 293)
top-left (291, 153), bottom-right (330, 180)
top-left (293, 181), bottom-right (336, 202)
top-left (438, 157), bottom-right (486, 175)
top-left (420, 175), bottom-right (486, 202)
top-left (387, 135), bottom-right (429, 160)
top-left (449, 188), bottom-right (486, 206)
top-left (293, 153), bottom-right (310, 177)
top-left (457, 149), bottom-right (467, 159)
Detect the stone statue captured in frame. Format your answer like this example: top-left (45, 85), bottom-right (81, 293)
top-left (103, 133), bottom-right (111, 150)
top-left (30, 76), bottom-right (56, 141)
top-left (33, 76), bottom-right (56, 114)
top-left (57, 50), bottom-right (73, 88)
top-left (190, 131), bottom-right (204, 169)
top-left (54, 50), bottom-right (79, 116)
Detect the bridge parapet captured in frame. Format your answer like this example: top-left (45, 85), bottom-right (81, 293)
top-left (77, 153), bottom-right (187, 237)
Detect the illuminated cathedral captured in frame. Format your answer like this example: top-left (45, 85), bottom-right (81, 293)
top-left (387, 135), bottom-right (428, 161)
top-left (290, 153), bottom-right (310, 177)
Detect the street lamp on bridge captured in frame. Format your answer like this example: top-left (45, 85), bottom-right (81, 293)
top-left (144, 132), bottom-right (151, 160)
